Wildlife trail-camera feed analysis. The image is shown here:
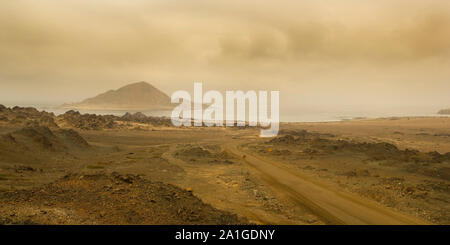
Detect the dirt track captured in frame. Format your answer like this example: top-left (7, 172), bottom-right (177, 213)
top-left (1, 108), bottom-right (447, 224)
top-left (226, 143), bottom-right (431, 225)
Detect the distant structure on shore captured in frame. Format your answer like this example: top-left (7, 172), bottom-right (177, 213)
top-left (438, 108), bottom-right (450, 115)
top-left (61, 81), bottom-right (172, 111)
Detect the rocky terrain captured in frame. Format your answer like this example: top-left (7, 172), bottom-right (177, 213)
top-left (174, 144), bottom-right (235, 165)
top-left (0, 172), bottom-right (245, 225)
top-left (0, 105), bottom-right (449, 224)
top-left (0, 105), bottom-right (58, 128)
top-left (268, 131), bottom-right (450, 172)
top-left (0, 105), bottom-right (172, 131)
top-left (56, 110), bottom-right (118, 130)
top-left (119, 112), bottom-right (172, 127)
top-left (0, 106), bottom-right (250, 224)
top-left (245, 125), bottom-right (450, 224)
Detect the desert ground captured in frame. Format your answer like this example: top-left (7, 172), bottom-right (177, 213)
top-left (0, 105), bottom-right (449, 224)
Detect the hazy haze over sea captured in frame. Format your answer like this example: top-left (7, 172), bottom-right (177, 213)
top-left (1, 101), bottom-right (446, 123)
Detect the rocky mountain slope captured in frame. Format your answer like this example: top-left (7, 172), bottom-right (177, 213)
top-left (62, 81), bottom-right (172, 110)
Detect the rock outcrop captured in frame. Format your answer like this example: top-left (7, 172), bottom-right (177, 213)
top-left (61, 81), bottom-right (172, 110)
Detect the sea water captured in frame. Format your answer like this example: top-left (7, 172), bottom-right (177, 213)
top-left (1, 102), bottom-right (447, 123)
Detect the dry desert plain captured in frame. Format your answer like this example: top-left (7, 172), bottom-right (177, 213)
top-left (0, 106), bottom-right (449, 224)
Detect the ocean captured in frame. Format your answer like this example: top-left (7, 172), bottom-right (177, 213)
top-left (1, 102), bottom-right (447, 123)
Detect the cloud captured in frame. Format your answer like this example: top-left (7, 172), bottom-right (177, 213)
top-left (0, 0), bottom-right (449, 108)
top-left (211, 8), bottom-right (450, 65)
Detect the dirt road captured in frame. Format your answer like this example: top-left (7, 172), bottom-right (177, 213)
top-left (226, 143), bottom-right (431, 225)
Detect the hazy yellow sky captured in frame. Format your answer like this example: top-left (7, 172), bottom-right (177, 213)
top-left (1, 0), bottom-right (449, 111)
